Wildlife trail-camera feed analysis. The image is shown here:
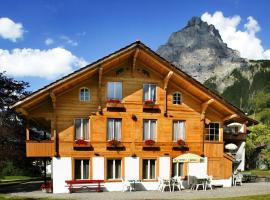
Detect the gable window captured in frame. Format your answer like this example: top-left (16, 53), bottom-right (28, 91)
top-left (143, 159), bottom-right (156, 179)
top-left (172, 162), bottom-right (184, 177)
top-left (107, 119), bottom-right (121, 141)
top-left (75, 119), bottom-right (89, 140)
top-left (205, 123), bottom-right (220, 141)
top-left (107, 159), bottom-right (121, 180)
top-left (80, 87), bottom-right (90, 101)
top-left (75, 159), bottom-right (89, 180)
top-left (108, 82), bottom-right (122, 100)
top-left (173, 121), bottom-right (185, 142)
top-left (173, 92), bottom-right (182, 104)
top-left (143, 119), bottom-right (157, 141)
top-left (143, 84), bottom-right (156, 102)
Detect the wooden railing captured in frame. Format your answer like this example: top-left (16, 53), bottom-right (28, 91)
top-left (26, 140), bottom-right (54, 157)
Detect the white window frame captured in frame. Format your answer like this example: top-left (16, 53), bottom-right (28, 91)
top-left (143, 119), bottom-right (157, 141)
top-left (143, 83), bottom-right (157, 101)
top-left (75, 159), bottom-right (89, 180)
top-left (107, 118), bottom-right (122, 141)
top-left (107, 159), bottom-right (121, 180)
top-left (143, 159), bottom-right (156, 180)
top-left (74, 118), bottom-right (90, 141)
top-left (205, 122), bottom-right (220, 142)
top-left (172, 162), bottom-right (184, 177)
top-left (172, 91), bottom-right (182, 105)
top-left (107, 82), bottom-right (122, 100)
top-left (79, 87), bottom-right (90, 101)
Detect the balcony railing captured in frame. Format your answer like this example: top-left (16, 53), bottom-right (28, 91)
top-left (26, 140), bottom-right (54, 157)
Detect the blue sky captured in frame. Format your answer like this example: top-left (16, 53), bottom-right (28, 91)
top-left (0, 0), bottom-right (269, 91)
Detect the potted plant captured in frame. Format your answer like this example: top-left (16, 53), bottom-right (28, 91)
top-left (75, 139), bottom-right (88, 145)
top-left (40, 182), bottom-right (52, 193)
top-left (144, 100), bottom-right (155, 106)
top-left (144, 139), bottom-right (156, 146)
top-left (107, 139), bottom-right (120, 147)
top-left (107, 99), bottom-right (121, 104)
top-left (177, 139), bottom-right (186, 149)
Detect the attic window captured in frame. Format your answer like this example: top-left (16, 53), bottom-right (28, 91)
top-left (173, 92), bottom-right (182, 104)
top-left (80, 87), bottom-right (90, 101)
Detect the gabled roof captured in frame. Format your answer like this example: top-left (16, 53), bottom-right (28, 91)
top-left (11, 41), bottom-right (257, 125)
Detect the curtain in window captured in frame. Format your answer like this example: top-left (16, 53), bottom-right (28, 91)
top-left (150, 160), bottom-right (155, 179)
top-left (115, 160), bottom-right (121, 179)
top-left (107, 160), bottom-right (113, 179)
top-left (150, 85), bottom-right (156, 101)
top-left (107, 119), bottom-right (114, 140)
top-left (83, 160), bottom-right (89, 179)
top-left (108, 82), bottom-right (122, 100)
top-left (83, 119), bottom-right (89, 140)
top-left (150, 120), bottom-right (156, 140)
top-left (143, 160), bottom-right (148, 179)
top-left (114, 119), bottom-right (121, 140)
top-left (143, 84), bottom-right (149, 100)
top-left (115, 82), bottom-right (122, 100)
top-left (173, 121), bottom-right (185, 141)
top-left (75, 160), bottom-right (81, 179)
top-left (143, 120), bottom-right (149, 140)
top-left (108, 83), bottom-right (114, 100)
top-left (75, 119), bottom-right (81, 140)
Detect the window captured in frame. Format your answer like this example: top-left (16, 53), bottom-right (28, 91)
top-left (143, 159), bottom-right (156, 179)
top-left (173, 121), bottom-right (185, 141)
top-left (143, 84), bottom-right (156, 101)
top-left (75, 160), bottom-right (89, 180)
top-left (107, 119), bottom-right (121, 141)
top-left (75, 119), bottom-right (89, 140)
top-left (107, 159), bottom-right (121, 180)
top-left (173, 92), bottom-right (182, 104)
top-left (80, 87), bottom-right (90, 101)
top-left (205, 123), bottom-right (220, 141)
top-left (172, 163), bottom-right (184, 177)
top-left (108, 82), bottom-right (122, 100)
top-left (143, 119), bottom-right (157, 141)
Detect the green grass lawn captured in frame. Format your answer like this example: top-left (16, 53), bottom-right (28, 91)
top-left (1, 176), bottom-right (37, 181)
top-left (244, 170), bottom-right (270, 177)
top-left (0, 176), bottom-right (41, 187)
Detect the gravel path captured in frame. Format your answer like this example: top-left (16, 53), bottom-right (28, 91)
top-left (6, 182), bottom-right (270, 200)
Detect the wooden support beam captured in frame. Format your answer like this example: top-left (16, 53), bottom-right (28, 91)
top-left (200, 99), bottom-right (214, 120)
top-left (17, 108), bottom-right (29, 117)
top-left (163, 71), bottom-right (174, 90)
top-left (26, 120), bottom-right (30, 140)
top-left (98, 66), bottom-right (103, 112)
top-left (49, 91), bottom-right (56, 109)
top-left (223, 114), bottom-right (238, 122)
top-left (132, 49), bottom-right (139, 75)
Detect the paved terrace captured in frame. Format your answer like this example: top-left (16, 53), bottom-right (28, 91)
top-left (4, 182), bottom-right (270, 200)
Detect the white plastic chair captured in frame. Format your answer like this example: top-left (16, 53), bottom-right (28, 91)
top-left (205, 176), bottom-right (213, 190)
top-left (159, 178), bottom-right (171, 192)
top-left (234, 173), bottom-right (243, 186)
top-left (122, 179), bottom-right (132, 192)
top-left (172, 176), bottom-right (182, 191)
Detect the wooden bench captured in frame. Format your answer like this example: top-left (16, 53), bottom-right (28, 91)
top-left (65, 180), bottom-right (104, 193)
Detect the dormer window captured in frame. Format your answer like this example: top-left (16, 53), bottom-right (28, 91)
top-left (173, 92), bottom-right (182, 104)
top-left (79, 87), bottom-right (90, 101)
top-left (108, 82), bottom-right (122, 100)
top-left (143, 84), bottom-right (156, 102)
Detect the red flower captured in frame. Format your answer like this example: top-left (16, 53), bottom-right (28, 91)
top-left (107, 99), bottom-right (121, 104)
top-left (177, 139), bottom-right (185, 146)
top-left (144, 139), bottom-right (155, 146)
top-left (144, 100), bottom-right (155, 105)
top-left (76, 139), bottom-right (88, 145)
top-left (40, 182), bottom-right (52, 189)
top-left (108, 139), bottom-right (119, 146)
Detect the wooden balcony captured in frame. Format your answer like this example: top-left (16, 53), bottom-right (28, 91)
top-left (224, 133), bottom-right (246, 142)
top-left (26, 140), bottom-right (54, 157)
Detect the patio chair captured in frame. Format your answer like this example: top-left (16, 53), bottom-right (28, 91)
top-left (121, 179), bottom-right (132, 192)
top-left (205, 176), bottom-right (213, 190)
top-left (234, 173), bottom-right (243, 186)
top-left (191, 177), bottom-right (205, 190)
top-left (172, 176), bottom-right (182, 192)
top-left (159, 178), bottom-right (171, 192)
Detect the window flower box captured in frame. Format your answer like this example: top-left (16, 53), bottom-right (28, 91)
top-left (144, 139), bottom-right (156, 146)
top-left (144, 100), bottom-right (156, 105)
top-left (40, 182), bottom-right (52, 193)
top-left (106, 99), bottom-right (125, 109)
top-left (177, 139), bottom-right (185, 146)
top-left (73, 139), bottom-right (91, 148)
top-left (172, 139), bottom-right (189, 151)
top-left (107, 139), bottom-right (120, 147)
top-left (107, 99), bottom-right (122, 104)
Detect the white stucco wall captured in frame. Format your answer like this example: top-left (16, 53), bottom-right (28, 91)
top-left (188, 157), bottom-right (208, 177)
top-left (159, 157), bottom-right (170, 179)
top-left (92, 157), bottom-right (104, 180)
top-left (212, 177), bottom-right (232, 187)
top-left (124, 157), bottom-right (139, 180)
top-left (52, 157), bottom-right (72, 193)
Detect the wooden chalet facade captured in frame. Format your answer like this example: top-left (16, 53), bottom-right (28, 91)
top-left (11, 41), bottom-right (257, 193)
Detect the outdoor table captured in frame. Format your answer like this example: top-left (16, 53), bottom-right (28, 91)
top-left (196, 176), bottom-right (209, 190)
top-left (127, 179), bottom-right (141, 191)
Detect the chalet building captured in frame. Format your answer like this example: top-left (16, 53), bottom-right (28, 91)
top-left (11, 41), bottom-right (257, 193)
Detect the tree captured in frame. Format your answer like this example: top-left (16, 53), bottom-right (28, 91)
top-left (0, 72), bottom-right (36, 177)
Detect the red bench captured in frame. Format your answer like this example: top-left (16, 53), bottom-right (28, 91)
top-left (65, 180), bottom-right (104, 193)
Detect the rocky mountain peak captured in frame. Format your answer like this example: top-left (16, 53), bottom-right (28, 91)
top-left (157, 16), bottom-right (247, 88)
